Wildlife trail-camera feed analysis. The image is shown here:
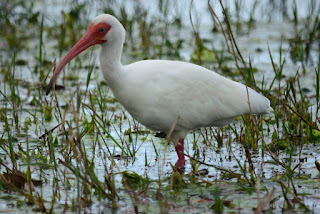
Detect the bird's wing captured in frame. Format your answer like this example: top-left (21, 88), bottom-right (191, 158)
top-left (118, 60), bottom-right (270, 131)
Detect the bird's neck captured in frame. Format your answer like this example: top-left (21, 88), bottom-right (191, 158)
top-left (99, 40), bottom-right (124, 90)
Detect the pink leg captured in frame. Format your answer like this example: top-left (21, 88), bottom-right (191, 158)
top-left (174, 138), bottom-right (185, 170)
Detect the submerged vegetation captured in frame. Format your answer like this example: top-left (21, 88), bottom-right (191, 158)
top-left (0, 0), bottom-right (320, 213)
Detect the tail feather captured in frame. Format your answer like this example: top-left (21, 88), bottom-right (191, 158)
top-left (246, 87), bottom-right (273, 115)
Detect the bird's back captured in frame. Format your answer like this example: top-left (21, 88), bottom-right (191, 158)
top-left (114, 60), bottom-right (272, 132)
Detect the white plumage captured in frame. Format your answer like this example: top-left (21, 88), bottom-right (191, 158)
top-left (116, 60), bottom-right (271, 130)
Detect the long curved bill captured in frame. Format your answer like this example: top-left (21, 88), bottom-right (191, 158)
top-left (46, 30), bottom-right (104, 95)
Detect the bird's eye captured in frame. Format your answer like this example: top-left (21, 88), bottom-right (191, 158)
top-left (99, 27), bottom-right (105, 33)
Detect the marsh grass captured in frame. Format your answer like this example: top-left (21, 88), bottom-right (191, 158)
top-left (0, 0), bottom-right (320, 213)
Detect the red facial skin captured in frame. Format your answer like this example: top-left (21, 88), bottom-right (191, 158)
top-left (46, 22), bottom-right (111, 95)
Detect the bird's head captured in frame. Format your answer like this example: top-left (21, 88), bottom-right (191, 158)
top-left (46, 14), bottom-right (124, 95)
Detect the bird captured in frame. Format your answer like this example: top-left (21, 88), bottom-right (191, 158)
top-left (46, 14), bottom-right (273, 172)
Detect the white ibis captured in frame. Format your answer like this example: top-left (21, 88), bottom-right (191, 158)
top-left (46, 14), bottom-right (273, 171)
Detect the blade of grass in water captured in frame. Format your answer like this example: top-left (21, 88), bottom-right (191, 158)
top-left (5, 117), bottom-right (15, 167)
top-left (316, 67), bottom-right (319, 119)
top-left (39, 15), bottom-right (44, 66)
top-left (94, 117), bottom-right (128, 156)
top-left (25, 134), bottom-right (34, 199)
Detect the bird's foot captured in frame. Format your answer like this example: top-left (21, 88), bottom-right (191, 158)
top-left (175, 161), bottom-right (185, 174)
